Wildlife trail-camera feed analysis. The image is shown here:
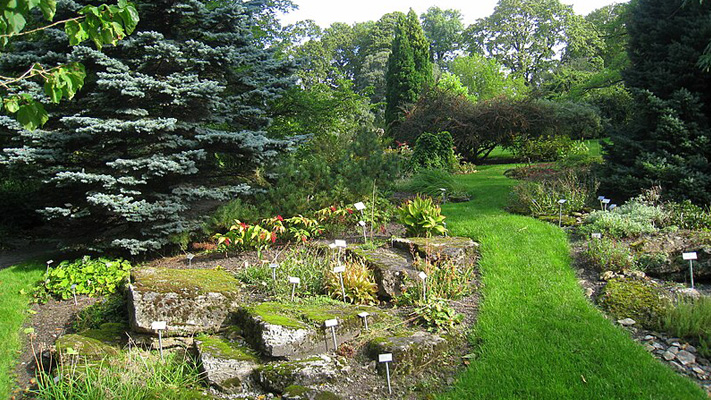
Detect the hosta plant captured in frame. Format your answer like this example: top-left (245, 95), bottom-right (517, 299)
top-left (397, 195), bottom-right (447, 237)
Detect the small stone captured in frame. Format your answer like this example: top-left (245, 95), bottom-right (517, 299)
top-left (671, 342), bottom-right (682, 348)
top-left (669, 346), bottom-right (679, 354)
top-left (617, 318), bottom-right (636, 326)
top-left (693, 367), bottom-right (705, 375)
top-left (600, 271), bottom-right (616, 281)
top-left (677, 350), bottom-right (696, 365)
top-left (686, 345), bottom-right (697, 353)
top-left (585, 288), bottom-right (594, 297)
top-left (644, 335), bottom-right (655, 341)
top-left (670, 361), bottom-right (686, 372)
top-left (645, 344), bottom-right (655, 352)
top-left (653, 342), bottom-right (665, 350)
top-left (663, 351), bottom-right (676, 361)
top-left (666, 338), bottom-right (682, 345)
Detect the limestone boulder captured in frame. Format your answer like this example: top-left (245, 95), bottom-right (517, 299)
top-left (235, 302), bottom-right (382, 359)
top-left (253, 354), bottom-right (344, 393)
top-left (195, 333), bottom-right (261, 394)
top-left (55, 323), bottom-right (125, 364)
top-left (348, 247), bottom-right (417, 300)
top-left (392, 236), bottom-right (478, 268)
top-left (368, 331), bottom-right (451, 375)
top-left (128, 268), bottom-right (241, 336)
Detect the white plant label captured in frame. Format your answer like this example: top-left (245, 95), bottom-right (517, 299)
top-left (333, 265), bottom-right (346, 273)
top-left (186, 253), bottom-right (194, 260)
top-left (46, 260), bottom-right (54, 265)
top-left (358, 220), bottom-right (366, 227)
top-left (379, 353), bottom-right (393, 363)
top-left (270, 263), bottom-right (278, 269)
top-left (418, 272), bottom-right (427, 280)
top-left (70, 284), bottom-right (77, 290)
top-left (598, 196), bottom-right (605, 201)
top-left (358, 312), bottom-right (370, 318)
top-left (335, 240), bottom-right (347, 248)
top-left (151, 321), bottom-right (167, 330)
top-left (324, 319), bottom-right (338, 328)
top-left (558, 199), bottom-right (567, 204)
top-left (683, 252), bottom-right (698, 260)
top-left (591, 233), bottom-right (602, 239)
top-left (354, 202), bottom-right (366, 211)
top-left (289, 277), bottom-right (301, 285)
top-left (602, 198), bottom-right (611, 204)
top-left (329, 243), bottom-right (336, 249)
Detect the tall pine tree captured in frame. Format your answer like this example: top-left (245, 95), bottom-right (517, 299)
top-left (0, 0), bottom-right (296, 254)
top-left (599, 0), bottom-right (711, 203)
top-left (385, 9), bottom-right (433, 133)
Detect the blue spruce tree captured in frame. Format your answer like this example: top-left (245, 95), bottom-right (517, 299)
top-left (0, 0), bottom-right (296, 254)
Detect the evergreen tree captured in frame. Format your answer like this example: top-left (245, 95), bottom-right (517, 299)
top-left (0, 0), bottom-right (296, 254)
top-left (599, 0), bottom-right (711, 203)
top-left (385, 10), bottom-right (433, 133)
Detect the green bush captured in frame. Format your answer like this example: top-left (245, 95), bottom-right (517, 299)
top-left (397, 195), bottom-right (447, 237)
top-left (414, 298), bottom-right (463, 333)
top-left (509, 135), bottom-right (575, 162)
top-left (410, 131), bottom-right (457, 171)
top-left (664, 200), bottom-right (711, 231)
top-left (324, 258), bottom-right (377, 305)
top-left (662, 296), bottom-right (711, 358)
top-left (583, 239), bottom-right (637, 272)
top-left (203, 198), bottom-right (264, 234)
top-left (507, 169), bottom-right (598, 216)
top-left (581, 200), bottom-right (667, 238)
top-left (35, 256), bottom-right (132, 301)
top-left (598, 278), bottom-right (667, 328)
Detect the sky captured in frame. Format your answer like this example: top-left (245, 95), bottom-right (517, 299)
top-left (278, 0), bottom-right (628, 27)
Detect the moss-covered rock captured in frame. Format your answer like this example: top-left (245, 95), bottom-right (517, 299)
top-left (391, 236), bottom-right (478, 269)
top-left (128, 268), bottom-right (241, 336)
top-left (235, 301), bottom-right (384, 359)
top-left (195, 334), bottom-right (260, 394)
top-left (253, 355), bottom-right (343, 394)
top-left (598, 277), bottom-right (669, 328)
top-left (367, 331), bottom-right (453, 376)
top-left (55, 323), bottom-right (126, 363)
top-left (282, 384), bottom-right (342, 400)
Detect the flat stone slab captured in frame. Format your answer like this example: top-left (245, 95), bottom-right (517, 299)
top-left (348, 247), bottom-right (417, 300)
top-left (195, 333), bottom-right (261, 394)
top-left (392, 236), bottom-right (478, 268)
top-left (128, 268), bottom-right (241, 336)
top-left (253, 354), bottom-right (344, 394)
top-left (55, 323), bottom-right (125, 364)
top-left (368, 331), bottom-right (450, 375)
top-left (235, 302), bottom-right (382, 359)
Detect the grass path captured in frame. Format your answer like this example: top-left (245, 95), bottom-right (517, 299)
top-left (0, 261), bottom-right (44, 399)
top-left (440, 165), bottom-right (705, 399)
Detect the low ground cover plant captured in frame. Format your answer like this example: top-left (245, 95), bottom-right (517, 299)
top-left (581, 199), bottom-right (668, 238)
top-left (662, 296), bottom-right (711, 357)
top-left (583, 238), bottom-right (637, 272)
top-left (414, 298), bottom-right (463, 333)
top-left (597, 277), bottom-right (668, 328)
top-left (34, 257), bottom-right (132, 302)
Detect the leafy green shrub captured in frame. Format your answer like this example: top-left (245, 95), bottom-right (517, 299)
top-left (324, 258), bottom-right (377, 305)
top-left (71, 293), bottom-right (128, 332)
top-left (581, 200), bottom-right (667, 238)
top-left (414, 298), bottom-right (463, 332)
top-left (662, 296), bottom-right (711, 358)
top-left (583, 239), bottom-right (637, 272)
top-left (397, 195), bottom-right (447, 237)
top-left (203, 198), bottom-right (263, 234)
top-left (598, 278), bottom-right (667, 328)
top-left (410, 131), bottom-right (457, 171)
top-left (507, 169), bottom-right (598, 216)
top-left (509, 135), bottom-right (575, 162)
top-left (36, 257), bottom-right (132, 301)
top-left (214, 220), bottom-right (275, 257)
top-left (664, 200), bottom-right (711, 231)
top-left (556, 141), bottom-right (603, 169)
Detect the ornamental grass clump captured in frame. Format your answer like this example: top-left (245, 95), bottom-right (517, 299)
top-left (662, 296), bottom-right (711, 357)
top-left (324, 258), bottom-right (378, 305)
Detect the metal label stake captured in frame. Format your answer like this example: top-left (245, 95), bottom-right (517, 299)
top-left (186, 253), bottom-right (194, 267)
top-left (289, 277), bottom-right (301, 301)
top-left (440, 188), bottom-right (447, 204)
top-left (359, 220), bottom-right (367, 243)
top-left (355, 202), bottom-right (367, 242)
top-left (683, 252), bottom-right (698, 289)
top-left (334, 265), bottom-right (346, 301)
top-left (151, 321), bottom-right (167, 360)
top-left (557, 199), bottom-right (567, 227)
top-left (591, 233), bottom-right (602, 239)
top-left (325, 319), bottom-right (339, 350)
top-left (269, 263), bottom-right (278, 281)
top-left (418, 272), bottom-right (428, 303)
top-left (71, 284), bottom-right (77, 306)
top-left (598, 196), bottom-right (606, 211)
top-left (358, 311), bottom-right (370, 330)
top-left (335, 240), bottom-right (347, 266)
top-left (45, 259), bottom-right (53, 275)
top-left (379, 353), bottom-right (393, 395)
top-left (602, 198), bottom-right (611, 211)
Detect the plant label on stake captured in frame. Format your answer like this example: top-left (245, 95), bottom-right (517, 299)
top-left (609, 204), bottom-right (617, 211)
top-left (354, 202), bottom-right (366, 211)
top-left (359, 220), bottom-right (367, 243)
top-left (557, 199), bottom-right (567, 227)
top-left (289, 277), bottom-right (301, 301)
top-left (333, 265), bottom-right (346, 301)
top-left (151, 321), bottom-right (167, 360)
top-left (602, 198), bottom-right (611, 211)
top-left (269, 263), bottom-right (278, 281)
top-left (335, 240), bottom-right (347, 266)
top-left (419, 272), bottom-right (428, 303)
top-left (358, 311), bottom-right (370, 330)
top-left (45, 259), bottom-right (53, 275)
top-left (440, 188), bottom-right (447, 204)
top-left (598, 196), bottom-right (606, 210)
top-left (591, 233), bottom-right (602, 239)
top-left (379, 353), bottom-right (393, 394)
top-left (683, 252), bottom-right (698, 289)
top-left (324, 319), bottom-right (339, 350)
top-left (70, 284), bottom-right (77, 306)
top-left (186, 253), bottom-right (194, 267)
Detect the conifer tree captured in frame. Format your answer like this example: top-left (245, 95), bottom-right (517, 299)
top-left (0, 0), bottom-right (296, 254)
top-left (385, 9), bottom-right (433, 133)
top-left (599, 0), bottom-right (711, 203)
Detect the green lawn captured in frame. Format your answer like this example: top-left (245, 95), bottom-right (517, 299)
top-left (0, 261), bottom-right (44, 399)
top-left (439, 165), bottom-right (705, 399)
top-left (484, 138), bottom-right (606, 164)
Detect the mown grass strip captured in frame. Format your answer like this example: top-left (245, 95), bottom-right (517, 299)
top-left (440, 165), bottom-right (705, 399)
top-left (0, 261), bottom-right (44, 399)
